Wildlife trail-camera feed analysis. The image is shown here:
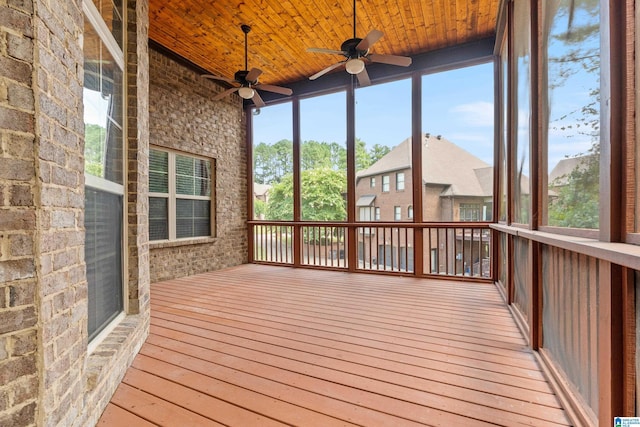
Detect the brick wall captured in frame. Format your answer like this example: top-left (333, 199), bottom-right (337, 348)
top-left (1, 1), bottom-right (150, 426)
top-left (0, 0), bottom-right (39, 425)
top-left (148, 48), bottom-right (248, 282)
top-left (33, 1), bottom-right (87, 424)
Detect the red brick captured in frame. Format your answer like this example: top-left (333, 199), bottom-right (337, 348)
top-left (0, 306), bottom-right (36, 334)
top-left (0, 353), bottom-right (36, 384)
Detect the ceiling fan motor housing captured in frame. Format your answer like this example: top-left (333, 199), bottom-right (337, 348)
top-left (341, 38), bottom-right (368, 58)
top-left (234, 70), bottom-right (254, 85)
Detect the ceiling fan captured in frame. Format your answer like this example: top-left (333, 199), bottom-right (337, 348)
top-left (307, 0), bottom-right (412, 86)
top-left (202, 24), bottom-right (293, 107)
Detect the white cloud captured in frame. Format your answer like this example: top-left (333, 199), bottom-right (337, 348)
top-left (450, 101), bottom-right (494, 127)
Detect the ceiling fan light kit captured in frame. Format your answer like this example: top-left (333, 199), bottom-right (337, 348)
top-left (345, 58), bottom-right (365, 74)
top-left (201, 24), bottom-right (293, 107)
top-left (237, 86), bottom-right (255, 99)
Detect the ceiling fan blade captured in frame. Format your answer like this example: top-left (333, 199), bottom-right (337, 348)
top-left (245, 67), bottom-right (263, 82)
top-left (356, 66), bottom-right (371, 87)
top-left (309, 61), bottom-right (345, 80)
top-left (356, 29), bottom-right (384, 51)
top-left (251, 90), bottom-right (266, 108)
top-left (255, 84), bottom-right (293, 96)
top-left (212, 87), bottom-right (239, 101)
top-left (307, 47), bottom-right (348, 55)
top-left (202, 74), bottom-right (235, 84)
top-left (368, 53), bottom-right (412, 67)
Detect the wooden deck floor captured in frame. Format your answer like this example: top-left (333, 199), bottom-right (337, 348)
top-left (97, 264), bottom-right (571, 427)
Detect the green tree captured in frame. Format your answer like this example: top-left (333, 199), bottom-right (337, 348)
top-left (253, 198), bottom-right (266, 219)
top-left (85, 123), bottom-right (105, 177)
top-left (253, 139), bottom-right (293, 185)
top-left (266, 168), bottom-right (347, 221)
top-left (301, 140), bottom-right (332, 170)
top-left (548, 148), bottom-right (599, 228)
top-left (369, 143), bottom-right (391, 164)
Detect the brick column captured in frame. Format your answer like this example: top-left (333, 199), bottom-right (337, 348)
top-left (32, 1), bottom-right (87, 426)
top-left (0, 1), bottom-right (39, 425)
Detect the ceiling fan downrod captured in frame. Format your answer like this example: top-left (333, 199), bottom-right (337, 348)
top-left (241, 24), bottom-right (251, 71)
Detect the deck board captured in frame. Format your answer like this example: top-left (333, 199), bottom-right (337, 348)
top-left (98, 264), bottom-right (571, 426)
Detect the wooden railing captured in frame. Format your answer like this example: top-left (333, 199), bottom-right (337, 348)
top-left (250, 221), bottom-right (493, 280)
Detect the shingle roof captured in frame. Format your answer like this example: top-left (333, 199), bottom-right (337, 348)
top-left (253, 182), bottom-right (271, 197)
top-left (357, 134), bottom-right (493, 197)
top-left (548, 155), bottom-right (595, 186)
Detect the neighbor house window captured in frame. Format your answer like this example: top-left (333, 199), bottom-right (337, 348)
top-left (370, 177), bottom-right (376, 188)
top-left (375, 207), bottom-right (381, 220)
top-left (408, 205), bottom-right (413, 219)
top-left (394, 206), bottom-right (402, 220)
top-left (382, 175), bottom-right (390, 192)
top-left (396, 172), bottom-right (405, 191)
top-left (359, 206), bottom-right (373, 221)
top-left (460, 203), bottom-right (482, 221)
top-left (149, 148), bottom-right (214, 241)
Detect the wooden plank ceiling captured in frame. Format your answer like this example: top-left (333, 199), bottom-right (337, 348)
top-left (148, 0), bottom-right (500, 87)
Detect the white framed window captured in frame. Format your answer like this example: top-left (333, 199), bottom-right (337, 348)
top-left (149, 148), bottom-right (214, 241)
top-left (408, 205), bottom-right (413, 219)
top-left (83, 0), bottom-right (125, 343)
top-left (375, 207), bottom-right (381, 220)
top-left (382, 175), bottom-right (390, 192)
top-left (370, 177), bottom-right (376, 188)
top-left (394, 206), bottom-right (401, 220)
top-left (396, 172), bottom-right (405, 191)
top-left (359, 206), bottom-right (373, 221)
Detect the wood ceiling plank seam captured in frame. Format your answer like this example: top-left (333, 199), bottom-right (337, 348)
top-left (368, 0), bottom-right (400, 55)
top-left (485, 0), bottom-right (499, 34)
top-left (475, 0), bottom-right (489, 34)
top-left (442, 0), bottom-right (457, 46)
top-left (423, 0), bottom-right (442, 51)
top-left (407, 0), bottom-right (429, 53)
top-left (383, 0), bottom-right (406, 56)
top-left (398, 0), bottom-right (422, 56)
top-left (249, 2), bottom-right (322, 84)
top-left (467, 0), bottom-right (480, 38)
top-left (431, 0), bottom-right (448, 50)
top-left (457, 0), bottom-right (470, 45)
top-left (355, 0), bottom-right (377, 43)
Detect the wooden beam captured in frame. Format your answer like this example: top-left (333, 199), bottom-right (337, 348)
top-left (292, 98), bottom-right (302, 266)
top-left (411, 72), bottom-right (423, 276)
top-left (246, 105), bottom-right (255, 261)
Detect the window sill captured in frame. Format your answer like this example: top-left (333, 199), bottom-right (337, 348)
top-left (491, 223), bottom-right (640, 270)
top-left (149, 236), bottom-right (217, 250)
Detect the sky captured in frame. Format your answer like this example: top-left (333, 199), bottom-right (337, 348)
top-left (253, 62), bottom-right (497, 166)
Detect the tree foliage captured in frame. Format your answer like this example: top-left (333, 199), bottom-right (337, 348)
top-left (253, 138), bottom-right (390, 185)
top-left (266, 168), bottom-right (346, 221)
top-left (548, 148), bottom-right (599, 228)
top-left (85, 123), bottom-right (105, 177)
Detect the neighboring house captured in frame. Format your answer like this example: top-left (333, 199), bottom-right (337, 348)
top-left (548, 155), bottom-right (596, 187)
top-left (254, 182), bottom-right (271, 203)
top-left (355, 134), bottom-right (494, 274)
top-left (253, 182), bottom-right (271, 219)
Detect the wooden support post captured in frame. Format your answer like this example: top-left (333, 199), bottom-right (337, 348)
top-left (598, 262), bottom-right (624, 425)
